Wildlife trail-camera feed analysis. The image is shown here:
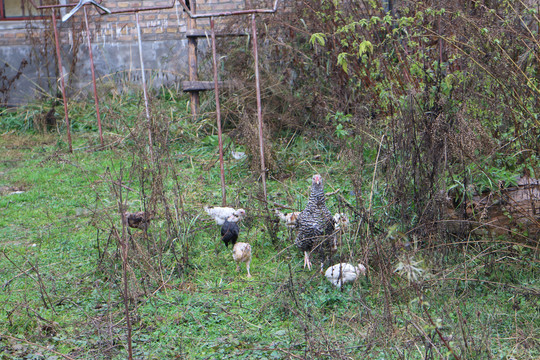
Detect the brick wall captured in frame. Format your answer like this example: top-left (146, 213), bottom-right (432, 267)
top-left (0, 0), bottom-right (247, 105)
top-left (0, 0), bottom-right (269, 48)
top-left (84, 1), bottom-right (189, 43)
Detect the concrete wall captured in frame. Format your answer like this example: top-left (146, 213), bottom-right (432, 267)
top-left (0, 0), bottom-right (246, 106)
top-left (0, 20), bottom-right (57, 106)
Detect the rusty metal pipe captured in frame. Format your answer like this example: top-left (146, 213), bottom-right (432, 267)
top-left (188, 7), bottom-right (278, 18)
top-left (83, 6), bottom-right (104, 146)
top-left (135, 12), bottom-right (154, 162)
top-left (135, 13), bottom-right (151, 122)
top-left (211, 17), bottom-right (227, 206)
top-left (27, 0), bottom-right (77, 10)
top-left (187, 0), bottom-right (199, 119)
top-left (27, 0), bottom-right (108, 11)
top-left (251, 14), bottom-right (267, 200)
top-left (97, 0), bottom-right (280, 18)
top-left (108, 5), bottom-right (179, 15)
top-left (51, 9), bottom-right (72, 153)
top-left (176, 0), bottom-right (280, 18)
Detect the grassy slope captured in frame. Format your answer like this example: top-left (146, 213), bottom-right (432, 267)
top-left (1, 105), bottom-right (539, 359)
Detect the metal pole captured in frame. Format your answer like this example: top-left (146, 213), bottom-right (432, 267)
top-left (135, 12), bottom-right (154, 162)
top-left (251, 14), bottom-right (267, 200)
top-left (187, 0), bottom-right (199, 119)
top-left (176, 0), bottom-right (281, 18)
top-left (83, 6), bottom-right (104, 147)
top-left (211, 17), bottom-right (227, 206)
top-left (98, 0), bottom-right (280, 18)
top-left (51, 9), bottom-right (72, 153)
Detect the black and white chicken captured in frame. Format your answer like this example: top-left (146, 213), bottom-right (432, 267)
top-left (294, 174), bottom-right (336, 271)
top-left (324, 262), bottom-right (366, 288)
top-left (221, 214), bottom-right (240, 248)
top-left (204, 206), bottom-right (246, 225)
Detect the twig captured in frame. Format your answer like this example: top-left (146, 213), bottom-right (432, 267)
top-left (406, 311), bottom-right (444, 357)
top-left (253, 194), bottom-right (297, 211)
top-left (325, 188), bottom-right (341, 197)
top-left (2, 251), bottom-right (56, 314)
top-left (424, 277), bottom-right (540, 296)
top-left (1, 261), bottom-right (61, 290)
top-left (368, 134), bottom-right (385, 214)
top-left (217, 304), bottom-right (263, 329)
top-left (423, 306), bottom-right (461, 360)
top-left (261, 347), bottom-right (304, 359)
top-left (94, 179), bottom-right (136, 192)
top-left (258, 242), bottom-right (296, 268)
top-left (112, 169), bottom-right (133, 360)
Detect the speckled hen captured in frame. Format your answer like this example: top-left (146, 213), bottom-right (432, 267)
top-left (294, 174), bottom-right (336, 271)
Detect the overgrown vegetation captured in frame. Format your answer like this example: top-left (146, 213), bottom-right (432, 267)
top-left (1, 0), bottom-right (539, 359)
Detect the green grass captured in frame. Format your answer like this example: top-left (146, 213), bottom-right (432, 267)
top-left (0, 95), bottom-right (539, 359)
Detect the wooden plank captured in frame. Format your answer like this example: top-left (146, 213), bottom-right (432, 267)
top-left (182, 81), bottom-right (233, 92)
top-left (186, 29), bottom-right (248, 38)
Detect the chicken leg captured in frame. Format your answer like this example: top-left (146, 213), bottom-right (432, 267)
top-left (304, 251), bottom-right (312, 271)
top-left (246, 259), bottom-right (252, 278)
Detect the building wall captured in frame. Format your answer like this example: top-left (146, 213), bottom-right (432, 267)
top-left (0, 0), bottom-right (246, 106)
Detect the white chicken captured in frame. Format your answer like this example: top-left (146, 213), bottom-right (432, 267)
top-left (232, 242), bottom-right (252, 278)
top-left (324, 263), bottom-right (366, 288)
top-left (274, 209), bottom-right (301, 228)
top-left (204, 206), bottom-right (246, 225)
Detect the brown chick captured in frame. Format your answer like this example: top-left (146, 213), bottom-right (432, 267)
top-left (124, 211), bottom-right (153, 231)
